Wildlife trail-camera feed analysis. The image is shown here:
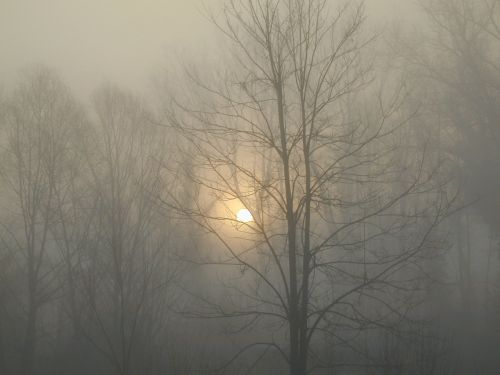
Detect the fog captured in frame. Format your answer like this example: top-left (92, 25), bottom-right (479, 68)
top-left (0, 0), bottom-right (208, 95)
top-left (0, 0), bottom-right (417, 95)
top-left (1, 1), bottom-right (499, 375)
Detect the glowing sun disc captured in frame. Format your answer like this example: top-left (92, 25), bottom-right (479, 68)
top-left (236, 208), bottom-right (253, 223)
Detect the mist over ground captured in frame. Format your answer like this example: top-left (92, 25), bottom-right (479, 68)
top-left (1, 1), bottom-right (499, 375)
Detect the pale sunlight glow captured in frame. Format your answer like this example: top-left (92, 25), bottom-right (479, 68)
top-left (236, 208), bottom-right (253, 223)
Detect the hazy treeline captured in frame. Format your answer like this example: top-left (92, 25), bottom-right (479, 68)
top-left (0, 1), bottom-right (500, 374)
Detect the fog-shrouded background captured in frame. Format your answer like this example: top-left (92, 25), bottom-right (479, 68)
top-left (0, 0), bottom-right (419, 96)
top-left (1, 1), bottom-right (500, 375)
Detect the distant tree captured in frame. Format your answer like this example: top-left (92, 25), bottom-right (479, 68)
top-left (162, 1), bottom-right (455, 374)
top-left (411, 0), bottom-right (500, 233)
top-left (0, 66), bottom-right (85, 375)
top-left (401, 1), bottom-right (500, 373)
top-left (74, 85), bottom-right (174, 375)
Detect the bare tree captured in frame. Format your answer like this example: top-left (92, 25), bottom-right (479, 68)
top-left (394, 1), bottom-right (500, 373)
top-left (74, 85), bottom-right (174, 375)
top-left (162, 1), bottom-right (455, 374)
top-left (406, 0), bottom-right (500, 233)
top-left (0, 66), bottom-right (85, 375)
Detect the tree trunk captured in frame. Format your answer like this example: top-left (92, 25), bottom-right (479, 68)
top-left (19, 300), bottom-right (37, 375)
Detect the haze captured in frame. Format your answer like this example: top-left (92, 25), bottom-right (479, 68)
top-left (0, 0), bottom-right (416, 95)
top-left (1, 1), bottom-right (499, 375)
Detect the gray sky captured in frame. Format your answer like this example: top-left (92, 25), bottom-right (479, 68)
top-left (0, 0), bottom-right (418, 97)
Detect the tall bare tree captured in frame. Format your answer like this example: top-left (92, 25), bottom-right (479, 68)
top-left (163, 1), bottom-right (455, 374)
top-left (0, 66), bottom-right (85, 375)
top-left (75, 85), bottom-right (174, 375)
top-left (394, 1), bottom-right (500, 372)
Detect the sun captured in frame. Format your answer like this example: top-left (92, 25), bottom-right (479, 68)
top-left (236, 208), bottom-right (253, 223)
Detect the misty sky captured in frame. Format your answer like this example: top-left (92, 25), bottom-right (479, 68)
top-left (0, 0), bottom-right (417, 97)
